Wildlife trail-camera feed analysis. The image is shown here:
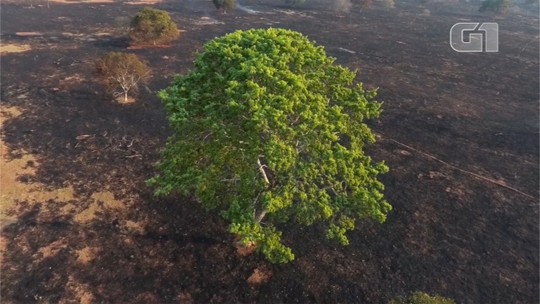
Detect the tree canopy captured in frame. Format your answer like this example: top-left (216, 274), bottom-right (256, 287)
top-left (149, 28), bottom-right (391, 263)
top-left (129, 7), bottom-right (179, 45)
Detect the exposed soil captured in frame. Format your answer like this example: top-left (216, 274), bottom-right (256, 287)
top-left (1, 0), bottom-right (538, 303)
top-left (0, 44), bottom-right (32, 54)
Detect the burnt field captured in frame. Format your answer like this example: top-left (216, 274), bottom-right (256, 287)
top-left (0, 0), bottom-right (538, 303)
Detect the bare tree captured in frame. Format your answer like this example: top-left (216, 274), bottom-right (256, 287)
top-left (95, 52), bottom-right (150, 103)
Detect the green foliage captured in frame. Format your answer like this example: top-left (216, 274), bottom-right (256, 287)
top-left (389, 292), bottom-right (455, 304)
top-left (129, 7), bottom-right (179, 45)
top-left (149, 28), bottom-right (390, 263)
top-left (95, 52), bottom-right (149, 102)
top-left (479, 0), bottom-right (510, 13)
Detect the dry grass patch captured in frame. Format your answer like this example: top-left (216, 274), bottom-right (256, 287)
top-left (0, 44), bottom-right (31, 55)
top-left (66, 275), bottom-right (94, 304)
top-left (124, 220), bottom-right (144, 233)
top-left (15, 32), bottom-right (42, 37)
top-left (247, 266), bottom-right (272, 286)
top-left (0, 104), bottom-right (128, 228)
top-left (75, 246), bottom-right (94, 264)
top-left (38, 239), bottom-right (67, 258)
top-left (72, 191), bottom-right (126, 223)
top-left (125, 0), bottom-right (163, 4)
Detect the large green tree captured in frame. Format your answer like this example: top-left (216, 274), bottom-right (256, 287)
top-left (149, 28), bottom-right (391, 263)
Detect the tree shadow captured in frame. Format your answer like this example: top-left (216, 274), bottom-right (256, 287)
top-left (0, 193), bottom-right (264, 303)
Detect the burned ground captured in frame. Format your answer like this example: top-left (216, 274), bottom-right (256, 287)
top-left (0, 0), bottom-right (538, 303)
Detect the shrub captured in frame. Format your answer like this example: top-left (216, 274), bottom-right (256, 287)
top-left (129, 7), bottom-right (179, 45)
top-left (212, 0), bottom-right (236, 12)
top-left (95, 52), bottom-right (149, 103)
top-left (389, 291), bottom-right (455, 304)
top-left (353, 0), bottom-right (374, 8)
top-left (149, 28), bottom-right (390, 263)
top-left (382, 0), bottom-right (396, 8)
top-left (334, 0), bottom-right (353, 12)
top-left (285, 0), bottom-right (306, 7)
top-left (479, 0), bottom-right (510, 13)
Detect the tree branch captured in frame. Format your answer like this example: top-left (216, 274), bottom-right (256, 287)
top-left (252, 189), bottom-right (263, 218)
top-left (255, 210), bottom-right (267, 223)
top-left (257, 158), bottom-right (270, 185)
top-left (255, 158), bottom-right (271, 223)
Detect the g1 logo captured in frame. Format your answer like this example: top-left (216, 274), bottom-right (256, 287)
top-left (450, 22), bottom-right (499, 53)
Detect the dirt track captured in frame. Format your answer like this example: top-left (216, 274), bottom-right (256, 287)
top-left (1, 0), bottom-right (538, 303)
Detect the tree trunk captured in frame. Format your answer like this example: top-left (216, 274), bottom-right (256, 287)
top-left (255, 210), bottom-right (267, 223)
top-left (255, 158), bottom-right (270, 223)
top-left (124, 91), bottom-right (128, 103)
